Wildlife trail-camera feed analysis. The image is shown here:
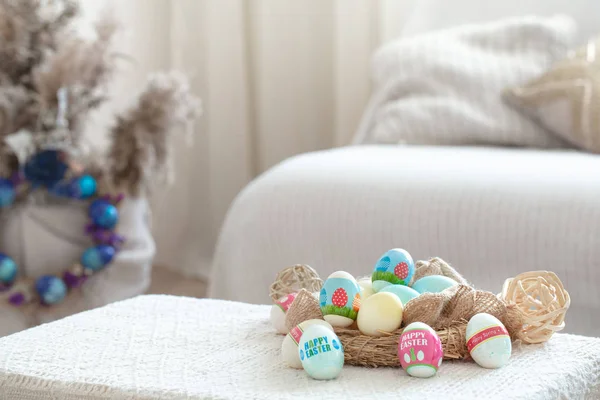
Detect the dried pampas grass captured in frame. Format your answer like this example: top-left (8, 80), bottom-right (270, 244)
top-left (33, 15), bottom-right (119, 138)
top-left (0, 1), bottom-right (200, 196)
top-left (109, 73), bottom-right (199, 196)
top-left (0, 0), bottom-right (79, 86)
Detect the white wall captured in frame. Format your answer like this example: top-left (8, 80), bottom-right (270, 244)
top-left (79, 0), bottom-right (409, 279)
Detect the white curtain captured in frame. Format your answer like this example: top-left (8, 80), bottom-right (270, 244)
top-left (79, 0), bottom-right (412, 280)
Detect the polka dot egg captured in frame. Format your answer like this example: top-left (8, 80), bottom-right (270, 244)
top-left (372, 248), bottom-right (415, 292)
top-left (320, 271), bottom-right (361, 328)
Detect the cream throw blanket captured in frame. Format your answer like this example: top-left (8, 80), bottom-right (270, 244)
top-left (354, 15), bottom-right (576, 148)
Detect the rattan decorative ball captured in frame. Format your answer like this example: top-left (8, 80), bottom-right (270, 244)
top-left (269, 264), bottom-right (323, 302)
top-left (500, 271), bottom-right (570, 344)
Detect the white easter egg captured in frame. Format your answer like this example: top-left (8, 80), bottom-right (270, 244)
top-left (320, 271), bottom-right (361, 328)
top-left (466, 313), bottom-right (512, 369)
top-left (357, 292), bottom-right (403, 336)
top-left (270, 293), bottom-right (297, 334)
top-left (281, 319), bottom-right (333, 368)
top-left (357, 277), bottom-right (375, 300)
top-left (299, 324), bottom-right (344, 380)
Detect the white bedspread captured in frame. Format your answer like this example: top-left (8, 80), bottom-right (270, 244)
top-left (210, 145), bottom-right (600, 337)
top-left (0, 296), bottom-right (598, 399)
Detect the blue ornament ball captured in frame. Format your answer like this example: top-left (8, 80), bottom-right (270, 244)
top-left (75, 175), bottom-right (97, 199)
top-left (24, 150), bottom-right (68, 188)
top-left (35, 275), bottom-right (67, 305)
top-left (88, 199), bottom-right (119, 229)
top-left (0, 253), bottom-right (17, 285)
top-left (0, 178), bottom-right (15, 208)
top-left (81, 245), bottom-right (116, 272)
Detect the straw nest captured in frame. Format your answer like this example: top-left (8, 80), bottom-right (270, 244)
top-left (278, 262), bottom-right (570, 367)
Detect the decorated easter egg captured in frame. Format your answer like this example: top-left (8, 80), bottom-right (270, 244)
top-left (411, 275), bottom-right (457, 294)
top-left (299, 324), bottom-right (344, 380)
top-left (372, 248), bottom-right (415, 292)
top-left (270, 293), bottom-right (297, 334)
top-left (379, 284), bottom-right (420, 306)
top-left (399, 322), bottom-right (443, 378)
top-left (357, 292), bottom-right (403, 336)
top-left (466, 313), bottom-right (511, 369)
top-left (281, 319), bottom-right (333, 368)
top-left (357, 277), bottom-right (375, 300)
top-left (320, 271), bottom-right (361, 327)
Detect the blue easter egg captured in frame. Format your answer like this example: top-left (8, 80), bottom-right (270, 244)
top-left (372, 248), bottom-right (415, 292)
top-left (88, 200), bottom-right (119, 229)
top-left (0, 178), bottom-right (15, 207)
top-left (411, 275), bottom-right (458, 294)
top-left (321, 271), bottom-right (361, 326)
top-left (81, 245), bottom-right (116, 272)
top-left (35, 275), bottom-right (67, 305)
top-left (0, 253), bottom-right (17, 285)
top-left (379, 284), bottom-right (420, 306)
top-left (299, 325), bottom-right (344, 380)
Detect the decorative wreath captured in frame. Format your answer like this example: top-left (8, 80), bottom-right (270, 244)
top-left (0, 1), bottom-right (198, 311)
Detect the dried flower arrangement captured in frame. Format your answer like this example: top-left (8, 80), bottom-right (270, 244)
top-left (0, 0), bottom-right (198, 194)
top-left (0, 0), bottom-right (198, 315)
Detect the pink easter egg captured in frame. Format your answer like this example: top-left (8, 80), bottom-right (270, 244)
top-left (398, 322), bottom-right (443, 378)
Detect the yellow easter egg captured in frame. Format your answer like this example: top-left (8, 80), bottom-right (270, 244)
top-left (357, 292), bottom-right (403, 337)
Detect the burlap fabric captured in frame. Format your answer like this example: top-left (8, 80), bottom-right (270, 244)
top-left (411, 257), bottom-right (469, 285)
top-left (284, 289), bottom-right (322, 332)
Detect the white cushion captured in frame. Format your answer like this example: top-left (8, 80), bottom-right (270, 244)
top-left (401, 0), bottom-right (600, 45)
top-left (0, 295), bottom-right (598, 399)
top-left (211, 145), bottom-right (600, 337)
top-left (0, 197), bottom-right (154, 337)
top-left (354, 16), bottom-right (575, 148)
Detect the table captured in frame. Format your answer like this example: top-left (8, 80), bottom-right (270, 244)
top-left (0, 295), bottom-right (598, 399)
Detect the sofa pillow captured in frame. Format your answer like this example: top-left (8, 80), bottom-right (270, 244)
top-left (353, 15), bottom-right (576, 148)
top-left (504, 37), bottom-right (600, 153)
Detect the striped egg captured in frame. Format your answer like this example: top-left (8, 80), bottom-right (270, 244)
top-left (466, 313), bottom-right (511, 369)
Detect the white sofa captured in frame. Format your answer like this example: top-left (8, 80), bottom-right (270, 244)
top-left (210, 145), bottom-right (600, 337)
top-left (210, 1), bottom-right (600, 338)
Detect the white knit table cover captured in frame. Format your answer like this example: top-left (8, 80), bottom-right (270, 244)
top-left (0, 296), bottom-right (599, 400)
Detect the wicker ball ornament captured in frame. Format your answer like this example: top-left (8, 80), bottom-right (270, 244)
top-left (500, 271), bottom-right (570, 344)
top-left (269, 264), bottom-right (323, 303)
